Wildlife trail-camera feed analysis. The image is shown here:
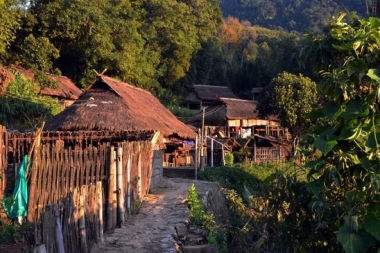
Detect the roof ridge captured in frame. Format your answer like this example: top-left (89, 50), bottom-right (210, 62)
top-left (100, 75), bottom-right (152, 95)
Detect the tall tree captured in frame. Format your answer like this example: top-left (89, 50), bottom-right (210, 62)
top-left (257, 71), bottom-right (318, 153)
top-left (7, 0), bottom-right (222, 91)
top-left (0, 0), bottom-right (20, 60)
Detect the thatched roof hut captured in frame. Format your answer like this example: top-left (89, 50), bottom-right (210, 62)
top-left (11, 65), bottom-right (82, 104)
top-left (183, 84), bottom-right (238, 110)
top-left (44, 75), bottom-right (196, 140)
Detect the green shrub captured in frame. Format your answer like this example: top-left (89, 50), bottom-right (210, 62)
top-left (224, 153), bottom-right (234, 166)
top-left (187, 184), bottom-right (227, 253)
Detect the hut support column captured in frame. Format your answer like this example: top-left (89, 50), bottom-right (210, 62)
top-left (117, 146), bottom-right (125, 224)
top-left (127, 154), bottom-right (131, 215)
top-left (108, 147), bottom-right (117, 229)
top-left (137, 144), bottom-right (142, 200)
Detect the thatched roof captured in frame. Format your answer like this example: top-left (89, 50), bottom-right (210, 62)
top-left (186, 97), bottom-right (277, 126)
top-left (0, 66), bottom-right (14, 96)
top-left (44, 75), bottom-right (196, 140)
top-left (183, 85), bottom-right (238, 103)
top-left (11, 65), bottom-right (82, 100)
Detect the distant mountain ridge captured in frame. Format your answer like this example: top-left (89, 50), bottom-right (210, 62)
top-left (219, 0), bottom-right (371, 33)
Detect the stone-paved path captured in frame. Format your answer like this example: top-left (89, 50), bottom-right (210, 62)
top-left (91, 178), bottom-right (211, 253)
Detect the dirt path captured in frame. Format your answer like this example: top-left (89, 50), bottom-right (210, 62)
top-left (91, 178), bottom-right (213, 253)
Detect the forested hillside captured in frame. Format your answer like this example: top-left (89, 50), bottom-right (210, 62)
top-left (219, 0), bottom-right (372, 33)
top-left (1, 0), bottom-right (380, 128)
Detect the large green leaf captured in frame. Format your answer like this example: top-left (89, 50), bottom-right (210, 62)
top-left (341, 100), bottom-right (369, 119)
top-left (313, 134), bottom-right (338, 155)
top-left (346, 190), bottom-right (365, 202)
top-left (367, 69), bottom-right (380, 83)
top-left (346, 59), bottom-right (367, 77)
top-left (337, 227), bottom-right (375, 253)
top-left (306, 180), bottom-right (325, 196)
top-left (365, 131), bottom-right (380, 149)
top-left (323, 101), bottom-right (342, 121)
top-left (339, 119), bottom-right (361, 140)
top-left (305, 108), bottom-right (324, 119)
top-left (369, 17), bottom-right (380, 29)
top-left (364, 212), bottom-right (380, 241)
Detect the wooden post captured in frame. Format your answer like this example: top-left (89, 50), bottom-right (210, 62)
top-left (254, 136), bottom-right (257, 163)
top-left (210, 137), bottom-right (214, 168)
top-left (117, 146), bottom-right (125, 224)
top-left (222, 145), bottom-right (225, 166)
top-left (27, 122), bottom-right (45, 223)
top-left (200, 109), bottom-right (205, 171)
top-left (79, 195), bottom-right (88, 253)
top-left (127, 154), bottom-right (131, 215)
top-left (194, 136), bottom-right (198, 180)
top-left (53, 205), bottom-right (65, 253)
top-left (137, 144), bottom-right (142, 200)
top-left (97, 181), bottom-right (104, 243)
top-left (107, 147), bottom-right (116, 230)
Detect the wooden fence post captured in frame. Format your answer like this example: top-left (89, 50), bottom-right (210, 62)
top-left (97, 181), bottom-right (104, 243)
top-left (108, 147), bottom-right (116, 230)
top-left (27, 123), bottom-right (45, 223)
top-left (137, 144), bottom-right (142, 200)
top-left (117, 146), bottom-right (124, 224)
top-left (127, 153), bottom-right (131, 216)
top-left (79, 195), bottom-right (88, 253)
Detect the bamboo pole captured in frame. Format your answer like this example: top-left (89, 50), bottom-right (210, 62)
top-left (27, 122), bottom-right (45, 223)
top-left (79, 195), bottom-right (88, 253)
top-left (137, 144), bottom-right (142, 200)
top-left (117, 146), bottom-right (124, 224)
top-left (107, 147), bottom-right (116, 230)
top-left (127, 154), bottom-right (131, 216)
top-left (97, 181), bottom-right (104, 243)
top-left (112, 149), bottom-right (117, 228)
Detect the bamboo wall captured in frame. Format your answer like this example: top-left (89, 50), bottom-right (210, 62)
top-left (2, 126), bottom-right (157, 252)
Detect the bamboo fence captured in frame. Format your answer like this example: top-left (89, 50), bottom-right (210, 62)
top-left (1, 125), bottom-right (156, 252)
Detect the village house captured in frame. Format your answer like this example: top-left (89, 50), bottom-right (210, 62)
top-left (11, 65), bottom-right (82, 108)
top-left (186, 97), bottom-right (289, 163)
top-left (182, 84), bottom-right (238, 110)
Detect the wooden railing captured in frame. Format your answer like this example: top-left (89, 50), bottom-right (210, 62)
top-left (254, 147), bottom-right (283, 163)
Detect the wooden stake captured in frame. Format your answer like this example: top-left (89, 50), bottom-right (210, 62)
top-left (107, 147), bottom-right (116, 230)
top-left (97, 181), bottom-right (104, 243)
top-left (79, 195), bottom-right (88, 253)
top-left (117, 146), bottom-right (124, 224)
top-left (27, 122), bottom-right (45, 223)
